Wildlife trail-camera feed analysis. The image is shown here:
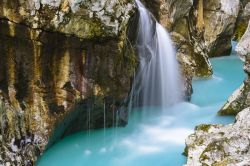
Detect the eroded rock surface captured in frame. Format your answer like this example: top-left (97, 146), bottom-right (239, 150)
top-left (185, 19), bottom-right (250, 166)
top-left (185, 107), bottom-right (250, 166)
top-left (0, 0), bottom-right (136, 165)
top-left (234, 1), bottom-right (250, 41)
top-left (143, 0), bottom-right (213, 77)
top-left (0, 0), bottom-right (134, 39)
top-left (219, 20), bottom-right (250, 115)
top-left (0, 0), bottom-right (244, 165)
top-left (204, 0), bottom-right (240, 57)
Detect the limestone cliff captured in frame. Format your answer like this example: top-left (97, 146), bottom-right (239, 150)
top-left (185, 19), bottom-right (250, 166)
top-left (0, 0), bottom-right (195, 165)
top-left (146, 0), bottom-right (241, 59)
top-left (219, 20), bottom-right (250, 115)
top-left (234, 0), bottom-right (250, 41)
top-left (0, 0), bottom-right (136, 165)
top-left (0, 0), bottom-right (245, 165)
top-left (203, 0), bottom-right (240, 57)
top-left (141, 0), bottom-right (243, 75)
top-left (142, 0), bottom-right (213, 77)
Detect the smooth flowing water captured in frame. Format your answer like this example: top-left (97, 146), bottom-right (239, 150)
top-left (37, 51), bottom-right (245, 166)
top-left (129, 0), bottom-right (182, 108)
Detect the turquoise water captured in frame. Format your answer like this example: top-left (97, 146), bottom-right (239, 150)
top-left (37, 54), bottom-right (245, 166)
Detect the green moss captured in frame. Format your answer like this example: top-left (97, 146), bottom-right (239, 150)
top-left (183, 146), bottom-right (189, 156)
top-left (195, 124), bottom-right (212, 132)
top-left (218, 107), bottom-right (237, 116)
top-left (0, 99), bottom-right (7, 140)
top-left (191, 51), bottom-right (213, 77)
top-left (234, 22), bottom-right (248, 41)
top-left (200, 139), bottom-right (227, 163)
top-left (218, 132), bottom-right (225, 136)
top-left (173, 19), bottom-right (190, 39)
top-left (212, 160), bottom-right (232, 166)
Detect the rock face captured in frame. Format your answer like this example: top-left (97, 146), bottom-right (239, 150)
top-left (185, 107), bottom-right (250, 166)
top-left (242, 2), bottom-right (250, 20)
top-left (0, 0), bottom-right (244, 165)
top-left (145, 0), bottom-right (241, 73)
top-left (0, 0), bottom-right (134, 39)
top-left (0, 0), bottom-right (196, 165)
top-left (149, 0), bottom-right (241, 58)
top-left (143, 0), bottom-right (213, 77)
top-left (0, 0), bottom-right (137, 165)
top-left (203, 0), bottom-right (240, 57)
top-left (185, 19), bottom-right (250, 166)
top-left (219, 20), bottom-right (250, 115)
top-left (234, 1), bottom-right (250, 41)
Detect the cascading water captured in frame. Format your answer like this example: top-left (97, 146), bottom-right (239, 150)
top-left (103, 101), bottom-right (106, 144)
top-left (130, 0), bottom-right (183, 109)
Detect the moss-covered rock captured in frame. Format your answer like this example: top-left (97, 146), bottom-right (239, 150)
top-left (185, 19), bottom-right (250, 166)
top-left (185, 108), bottom-right (250, 166)
top-left (233, 1), bottom-right (250, 41)
top-left (234, 22), bottom-right (248, 41)
top-left (0, 0), bottom-right (135, 39)
top-left (0, 1), bottom-right (137, 165)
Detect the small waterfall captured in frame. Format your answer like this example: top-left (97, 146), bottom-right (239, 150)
top-left (115, 110), bottom-right (119, 144)
top-left (103, 100), bottom-right (106, 144)
top-left (112, 101), bottom-right (115, 127)
top-left (87, 107), bottom-right (91, 138)
top-left (129, 0), bottom-right (183, 109)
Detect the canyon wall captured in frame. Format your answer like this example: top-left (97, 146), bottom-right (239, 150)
top-left (0, 0), bottom-right (245, 165)
top-left (185, 20), bottom-right (250, 166)
top-left (219, 20), bottom-right (250, 115)
top-left (0, 0), bottom-right (136, 165)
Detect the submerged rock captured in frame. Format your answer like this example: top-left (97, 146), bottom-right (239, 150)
top-left (219, 20), bottom-right (250, 115)
top-left (185, 107), bottom-right (250, 166)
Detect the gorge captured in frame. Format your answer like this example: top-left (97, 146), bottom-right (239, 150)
top-left (0, 0), bottom-right (250, 166)
top-left (37, 45), bottom-right (245, 166)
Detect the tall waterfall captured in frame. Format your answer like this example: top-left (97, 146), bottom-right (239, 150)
top-left (129, 0), bottom-right (183, 109)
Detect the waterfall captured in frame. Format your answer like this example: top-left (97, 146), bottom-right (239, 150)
top-left (130, 0), bottom-right (183, 109)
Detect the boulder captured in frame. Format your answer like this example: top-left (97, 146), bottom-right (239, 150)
top-left (185, 107), bottom-right (250, 166)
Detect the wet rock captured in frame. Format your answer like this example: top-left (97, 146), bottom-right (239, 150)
top-left (234, 1), bottom-right (250, 41)
top-left (185, 107), bottom-right (250, 166)
top-left (129, 1), bottom-right (195, 99)
top-left (0, 0), bottom-right (137, 165)
top-left (143, 0), bottom-right (213, 78)
top-left (0, 0), bottom-right (243, 165)
top-left (236, 20), bottom-right (250, 61)
top-left (185, 19), bottom-right (250, 166)
top-left (204, 0), bottom-right (240, 57)
top-left (141, 0), bottom-right (193, 30)
top-left (219, 20), bottom-right (250, 115)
